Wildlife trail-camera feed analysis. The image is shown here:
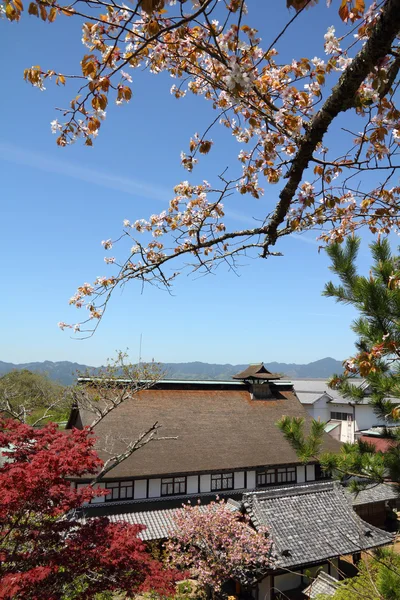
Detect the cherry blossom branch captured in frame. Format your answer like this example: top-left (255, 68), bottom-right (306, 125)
top-left (262, 0), bottom-right (400, 255)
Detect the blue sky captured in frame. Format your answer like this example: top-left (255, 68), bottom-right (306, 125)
top-left (0, 2), bottom-right (392, 366)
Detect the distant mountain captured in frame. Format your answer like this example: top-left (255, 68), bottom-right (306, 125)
top-left (0, 357), bottom-right (344, 386)
top-left (0, 360), bottom-right (98, 386)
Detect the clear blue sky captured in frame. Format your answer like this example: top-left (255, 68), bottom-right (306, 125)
top-left (0, 2), bottom-right (391, 366)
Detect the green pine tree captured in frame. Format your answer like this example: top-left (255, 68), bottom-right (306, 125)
top-left (278, 237), bottom-right (400, 489)
top-left (279, 238), bottom-right (400, 599)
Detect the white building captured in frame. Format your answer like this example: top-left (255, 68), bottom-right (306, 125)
top-left (291, 379), bottom-right (397, 443)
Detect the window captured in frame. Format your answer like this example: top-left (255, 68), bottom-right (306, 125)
top-left (277, 467), bottom-right (296, 483)
top-left (331, 411), bottom-right (353, 421)
top-left (161, 476), bottom-right (186, 496)
top-left (105, 481), bottom-right (134, 501)
top-left (257, 469), bottom-right (276, 487)
top-left (257, 466), bottom-right (296, 487)
top-left (211, 473), bottom-right (234, 491)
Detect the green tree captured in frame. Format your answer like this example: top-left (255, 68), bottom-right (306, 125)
top-left (0, 369), bottom-right (69, 426)
top-left (279, 239), bottom-right (400, 600)
top-left (278, 237), bottom-right (400, 487)
top-left (323, 238), bottom-right (400, 485)
top-left (317, 549), bottom-right (400, 600)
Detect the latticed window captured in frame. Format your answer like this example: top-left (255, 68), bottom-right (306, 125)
top-left (277, 467), bottom-right (296, 483)
top-left (161, 476), bottom-right (186, 496)
top-left (257, 469), bottom-right (276, 487)
top-left (105, 481), bottom-right (134, 501)
top-left (257, 467), bottom-right (297, 487)
top-left (211, 473), bottom-right (233, 491)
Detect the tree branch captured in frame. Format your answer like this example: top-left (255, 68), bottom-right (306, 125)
top-left (262, 0), bottom-right (400, 255)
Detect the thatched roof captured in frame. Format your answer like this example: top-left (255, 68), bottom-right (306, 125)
top-left (232, 363), bottom-right (281, 380)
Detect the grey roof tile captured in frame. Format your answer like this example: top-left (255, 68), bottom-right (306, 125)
top-left (344, 483), bottom-right (399, 506)
top-left (243, 482), bottom-right (393, 569)
top-left (303, 572), bottom-right (340, 598)
top-left (106, 501), bottom-right (240, 541)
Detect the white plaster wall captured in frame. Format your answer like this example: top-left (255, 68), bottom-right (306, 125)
top-left (134, 479), bottom-right (147, 499)
top-left (247, 470), bottom-right (256, 489)
top-left (187, 475), bottom-right (198, 494)
top-left (315, 396), bottom-right (331, 415)
top-left (148, 478), bottom-right (161, 498)
top-left (234, 471), bottom-right (245, 489)
top-left (340, 419), bottom-right (355, 443)
top-left (304, 395), bottom-right (333, 424)
top-left (200, 474), bottom-right (211, 493)
top-left (303, 405), bottom-right (316, 420)
top-left (355, 405), bottom-right (387, 431)
top-left (306, 464), bottom-right (315, 481)
top-left (297, 465), bottom-right (306, 483)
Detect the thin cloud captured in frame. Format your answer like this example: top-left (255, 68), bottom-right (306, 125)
top-left (0, 141), bottom-right (170, 202)
top-left (0, 140), bottom-right (322, 247)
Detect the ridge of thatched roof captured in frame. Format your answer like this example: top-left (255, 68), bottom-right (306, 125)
top-left (232, 363), bottom-right (281, 381)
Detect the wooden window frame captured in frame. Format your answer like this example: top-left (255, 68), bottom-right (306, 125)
top-left (256, 466), bottom-right (297, 488)
top-left (105, 480), bottom-right (134, 502)
top-left (211, 472), bottom-right (234, 491)
top-left (161, 476), bottom-right (187, 497)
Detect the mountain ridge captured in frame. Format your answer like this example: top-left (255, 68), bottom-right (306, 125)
top-left (0, 357), bottom-right (344, 386)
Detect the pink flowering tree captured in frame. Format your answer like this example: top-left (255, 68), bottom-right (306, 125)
top-left (4, 1), bottom-right (400, 334)
top-left (165, 499), bottom-right (274, 598)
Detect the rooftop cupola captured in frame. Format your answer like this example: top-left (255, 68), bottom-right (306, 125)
top-left (232, 363), bottom-right (281, 399)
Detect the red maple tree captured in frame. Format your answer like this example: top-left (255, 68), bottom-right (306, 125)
top-left (0, 418), bottom-right (179, 599)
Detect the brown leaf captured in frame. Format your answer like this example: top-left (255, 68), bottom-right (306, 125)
top-left (48, 6), bottom-right (57, 21)
top-left (123, 86), bottom-right (132, 101)
top-left (338, 0), bottom-right (349, 22)
top-left (28, 2), bottom-right (38, 15)
top-left (141, 0), bottom-right (164, 15)
top-left (5, 2), bottom-right (18, 20)
top-left (199, 140), bottom-right (212, 154)
top-left (354, 0), bottom-right (365, 14)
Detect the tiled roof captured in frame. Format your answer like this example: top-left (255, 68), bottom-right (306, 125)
top-left (303, 572), bottom-right (340, 598)
top-left (243, 482), bottom-right (393, 569)
top-left (344, 482), bottom-right (399, 506)
top-left (104, 499), bottom-right (240, 541)
top-left (70, 383), bottom-right (340, 478)
top-left (291, 379), bottom-right (365, 404)
top-left (108, 506), bottom-right (179, 541)
top-left (295, 392), bottom-right (332, 405)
